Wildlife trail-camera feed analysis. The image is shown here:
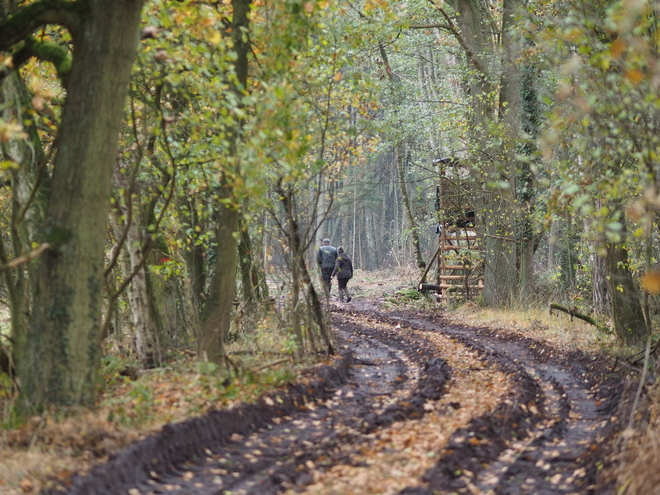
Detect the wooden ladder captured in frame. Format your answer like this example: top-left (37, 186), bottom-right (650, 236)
top-left (436, 227), bottom-right (483, 302)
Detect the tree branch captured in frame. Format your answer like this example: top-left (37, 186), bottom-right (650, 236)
top-left (426, 0), bottom-right (490, 77)
top-left (409, 23), bottom-right (452, 30)
top-left (0, 0), bottom-right (82, 52)
top-left (549, 303), bottom-right (610, 334)
top-left (11, 36), bottom-right (72, 84)
top-left (0, 243), bottom-right (50, 273)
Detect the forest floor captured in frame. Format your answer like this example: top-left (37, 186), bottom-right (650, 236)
top-left (0, 268), bottom-right (646, 494)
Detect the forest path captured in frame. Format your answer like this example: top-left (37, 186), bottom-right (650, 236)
top-left (60, 301), bottom-right (623, 495)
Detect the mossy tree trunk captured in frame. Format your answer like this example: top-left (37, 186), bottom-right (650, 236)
top-left (606, 230), bottom-right (647, 346)
top-left (432, 0), bottom-right (526, 307)
top-left (2, 0), bottom-right (146, 413)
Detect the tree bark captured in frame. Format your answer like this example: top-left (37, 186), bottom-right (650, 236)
top-left (198, 0), bottom-right (250, 365)
top-left (592, 247), bottom-right (609, 314)
top-left (606, 240), bottom-right (647, 346)
top-left (121, 205), bottom-right (153, 366)
top-left (199, 188), bottom-right (239, 364)
top-left (1, 71), bottom-right (48, 378)
top-left (16, 0), bottom-right (145, 412)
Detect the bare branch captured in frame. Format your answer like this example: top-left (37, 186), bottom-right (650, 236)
top-left (426, 0), bottom-right (490, 77)
top-left (0, 243), bottom-right (50, 273)
top-left (408, 23), bottom-right (452, 30)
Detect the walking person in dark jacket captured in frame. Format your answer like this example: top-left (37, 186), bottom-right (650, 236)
top-left (332, 246), bottom-right (353, 302)
top-left (317, 238), bottom-right (338, 295)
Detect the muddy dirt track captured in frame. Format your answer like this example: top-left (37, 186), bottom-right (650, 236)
top-left (53, 301), bottom-right (628, 495)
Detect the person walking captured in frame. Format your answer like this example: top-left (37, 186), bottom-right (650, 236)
top-left (316, 238), bottom-right (338, 295)
top-left (332, 246), bottom-right (353, 302)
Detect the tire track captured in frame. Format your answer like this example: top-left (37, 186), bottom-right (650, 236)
top-left (376, 310), bottom-right (611, 495)
top-left (112, 318), bottom-right (450, 495)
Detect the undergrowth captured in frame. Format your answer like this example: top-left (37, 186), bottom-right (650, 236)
top-left (0, 311), bottom-right (317, 495)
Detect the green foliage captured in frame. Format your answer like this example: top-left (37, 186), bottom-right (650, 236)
top-left (100, 355), bottom-right (141, 389)
top-left (530, 0), bottom-right (660, 241)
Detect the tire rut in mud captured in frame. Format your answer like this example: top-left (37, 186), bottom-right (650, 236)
top-left (370, 308), bottom-right (619, 495)
top-left (57, 315), bottom-right (450, 495)
top-left (54, 305), bottom-right (622, 495)
top-left (144, 321), bottom-right (451, 494)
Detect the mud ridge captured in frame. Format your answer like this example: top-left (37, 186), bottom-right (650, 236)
top-left (46, 353), bottom-right (353, 495)
top-left (338, 306), bottom-right (627, 495)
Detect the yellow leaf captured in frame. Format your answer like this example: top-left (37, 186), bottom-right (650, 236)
top-left (641, 272), bottom-right (660, 294)
top-left (333, 71), bottom-right (343, 82)
top-left (208, 29), bottom-right (221, 45)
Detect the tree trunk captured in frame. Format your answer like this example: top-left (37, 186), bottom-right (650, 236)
top-left (199, 189), bottom-right (239, 364)
top-left (606, 241), bottom-right (647, 346)
top-left (1, 71), bottom-right (48, 377)
top-left (592, 247), bottom-right (609, 314)
top-left (481, 198), bottom-right (517, 307)
top-left (238, 213), bottom-right (265, 310)
top-left (441, 0), bottom-right (521, 307)
top-left (483, 0), bottom-right (522, 307)
top-left (180, 188), bottom-right (207, 313)
top-left (518, 58), bottom-right (541, 300)
top-left (198, 0), bottom-right (250, 365)
top-left (18, 0), bottom-right (145, 413)
top-left (121, 207), bottom-right (153, 366)
top-left (395, 144), bottom-right (425, 271)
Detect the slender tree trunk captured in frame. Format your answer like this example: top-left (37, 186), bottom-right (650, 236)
top-left (238, 213), bottom-right (264, 309)
top-left (122, 207), bottom-right (153, 366)
top-left (592, 248), bottom-right (609, 314)
top-left (1, 72), bottom-right (48, 377)
top-left (395, 144), bottom-right (425, 270)
top-left (198, 0), bottom-right (250, 365)
top-left (181, 193), bottom-right (207, 312)
top-left (284, 190), bottom-right (303, 356)
top-left (20, 0), bottom-right (145, 412)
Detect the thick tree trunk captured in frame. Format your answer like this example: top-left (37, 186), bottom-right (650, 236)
top-left (19, 0), bottom-right (145, 412)
top-left (482, 0), bottom-right (522, 307)
top-left (481, 197), bottom-right (517, 307)
top-left (439, 0), bottom-right (524, 307)
top-left (606, 241), bottom-right (647, 345)
top-left (518, 58), bottom-right (541, 300)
